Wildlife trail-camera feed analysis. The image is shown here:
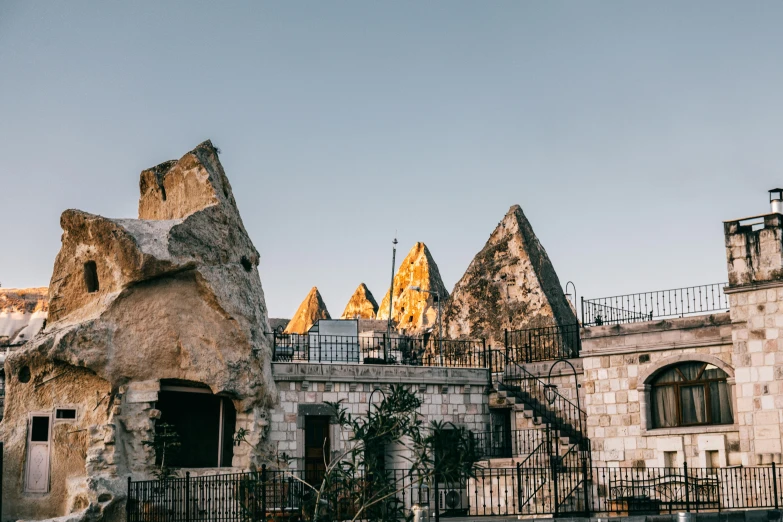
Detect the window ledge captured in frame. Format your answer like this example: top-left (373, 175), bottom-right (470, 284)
top-left (642, 424), bottom-right (738, 437)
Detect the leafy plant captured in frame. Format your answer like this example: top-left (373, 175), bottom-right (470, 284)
top-left (142, 421), bottom-right (181, 480)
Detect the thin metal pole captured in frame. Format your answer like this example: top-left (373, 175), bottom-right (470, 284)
top-left (437, 290), bottom-right (443, 364)
top-left (386, 237), bottom-right (397, 361)
top-left (185, 471), bottom-right (191, 522)
top-left (434, 451), bottom-right (440, 522)
top-left (262, 464), bottom-right (268, 520)
top-left (773, 462), bottom-right (779, 511)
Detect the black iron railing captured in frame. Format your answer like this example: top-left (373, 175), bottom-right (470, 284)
top-left (581, 283), bottom-right (729, 326)
top-left (490, 350), bottom-right (586, 442)
top-left (505, 323), bottom-right (581, 362)
top-left (272, 332), bottom-right (488, 368)
top-left (128, 463), bottom-right (783, 519)
top-left (473, 429), bottom-right (547, 459)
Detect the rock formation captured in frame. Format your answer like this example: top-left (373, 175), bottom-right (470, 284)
top-left (284, 286), bottom-right (331, 334)
top-left (1, 140), bottom-right (276, 520)
top-left (376, 242), bottom-right (449, 334)
top-left (269, 318), bottom-right (291, 332)
top-left (0, 287), bottom-right (48, 346)
top-left (442, 204), bottom-right (576, 344)
top-left (341, 283), bottom-right (379, 319)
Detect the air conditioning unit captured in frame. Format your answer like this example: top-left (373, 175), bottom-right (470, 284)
top-left (437, 483), bottom-right (468, 515)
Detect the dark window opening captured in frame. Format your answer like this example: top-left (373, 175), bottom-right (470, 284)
top-left (408, 316), bottom-right (413, 323)
top-left (31, 416), bottom-right (50, 442)
top-left (240, 256), bottom-right (253, 272)
top-left (156, 389), bottom-right (236, 468)
top-left (56, 408), bottom-right (77, 420)
top-left (18, 366), bottom-right (31, 384)
top-left (650, 362), bottom-right (733, 429)
top-left (84, 261), bottom-right (99, 293)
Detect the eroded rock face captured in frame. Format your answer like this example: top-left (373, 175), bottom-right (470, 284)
top-left (442, 205), bottom-right (576, 344)
top-left (376, 243), bottom-right (449, 334)
top-left (0, 287), bottom-right (48, 346)
top-left (1, 140), bottom-right (276, 521)
top-left (341, 283), bottom-right (379, 319)
top-left (283, 287), bottom-right (330, 334)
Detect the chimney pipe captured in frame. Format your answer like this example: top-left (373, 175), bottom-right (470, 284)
top-left (770, 189), bottom-right (783, 215)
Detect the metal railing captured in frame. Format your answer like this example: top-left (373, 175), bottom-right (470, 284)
top-left (581, 282), bottom-right (729, 326)
top-left (490, 350), bottom-right (586, 441)
top-left (272, 332), bottom-right (488, 368)
top-left (127, 463), bottom-right (783, 520)
top-left (473, 429), bottom-right (548, 459)
top-left (505, 323), bottom-right (581, 362)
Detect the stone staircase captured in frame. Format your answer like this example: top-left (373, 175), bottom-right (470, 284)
top-left (485, 357), bottom-right (591, 517)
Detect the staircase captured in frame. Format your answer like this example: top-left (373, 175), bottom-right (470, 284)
top-left (486, 351), bottom-right (592, 517)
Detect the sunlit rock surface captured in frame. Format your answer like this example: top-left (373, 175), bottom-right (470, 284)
top-left (341, 283), bottom-right (379, 319)
top-left (442, 205), bottom-right (576, 344)
top-left (376, 242), bottom-right (449, 334)
top-left (0, 287), bottom-right (48, 347)
top-left (283, 286), bottom-right (331, 334)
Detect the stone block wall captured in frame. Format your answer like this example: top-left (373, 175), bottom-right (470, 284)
top-left (727, 282), bottom-right (783, 465)
top-left (269, 363), bottom-right (491, 470)
top-left (580, 313), bottom-right (741, 468)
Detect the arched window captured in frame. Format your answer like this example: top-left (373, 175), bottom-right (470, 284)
top-left (650, 362), bottom-right (733, 428)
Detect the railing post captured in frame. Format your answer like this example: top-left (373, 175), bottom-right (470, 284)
top-left (551, 426), bottom-right (559, 516)
top-left (580, 296), bottom-right (585, 326)
top-left (516, 462), bottom-right (522, 511)
top-left (582, 458), bottom-right (591, 517)
top-left (126, 475), bottom-right (131, 521)
top-left (262, 464), bottom-right (268, 520)
top-left (185, 471), bottom-right (191, 522)
top-left (773, 462), bottom-right (779, 511)
top-left (684, 462), bottom-right (690, 512)
top-left (434, 451), bottom-right (440, 522)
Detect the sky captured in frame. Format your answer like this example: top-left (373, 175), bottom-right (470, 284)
top-left (2, 2), bottom-right (783, 319)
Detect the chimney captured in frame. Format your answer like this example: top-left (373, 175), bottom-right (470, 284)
top-left (770, 188), bottom-right (783, 215)
top-left (724, 190), bottom-right (783, 287)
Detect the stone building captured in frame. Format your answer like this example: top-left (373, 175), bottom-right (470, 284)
top-left (6, 138), bottom-right (783, 521)
top-left (1, 141), bottom-right (276, 520)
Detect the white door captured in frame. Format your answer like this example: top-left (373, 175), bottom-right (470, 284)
top-left (25, 413), bottom-right (52, 493)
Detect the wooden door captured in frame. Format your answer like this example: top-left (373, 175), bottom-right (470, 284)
top-left (25, 413), bottom-right (52, 493)
top-left (304, 416), bottom-right (330, 486)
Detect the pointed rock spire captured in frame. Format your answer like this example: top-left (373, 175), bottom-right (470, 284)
top-left (442, 205), bottom-right (576, 343)
top-left (284, 287), bottom-right (331, 334)
top-left (341, 283), bottom-right (379, 319)
top-left (376, 242), bottom-right (449, 333)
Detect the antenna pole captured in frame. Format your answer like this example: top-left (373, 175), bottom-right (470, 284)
top-left (386, 237), bottom-right (398, 360)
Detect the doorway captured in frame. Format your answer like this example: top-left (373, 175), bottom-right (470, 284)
top-left (25, 413), bottom-right (52, 492)
top-left (304, 416), bottom-right (330, 485)
top-left (490, 410), bottom-right (512, 458)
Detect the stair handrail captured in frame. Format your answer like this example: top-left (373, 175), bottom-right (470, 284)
top-left (492, 350), bottom-right (586, 437)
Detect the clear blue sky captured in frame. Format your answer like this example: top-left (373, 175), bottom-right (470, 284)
top-left (2, 2), bottom-right (782, 318)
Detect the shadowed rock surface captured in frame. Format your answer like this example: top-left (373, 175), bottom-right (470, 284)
top-left (341, 283), bottom-right (379, 319)
top-left (0, 287), bottom-right (48, 347)
top-left (442, 204), bottom-right (576, 344)
top-left (376, 242), bottom-right (449, 334)
top-left (284, 287), bottom-right (331, 334)
top-left (1, 140), bottom-right (276, 521)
